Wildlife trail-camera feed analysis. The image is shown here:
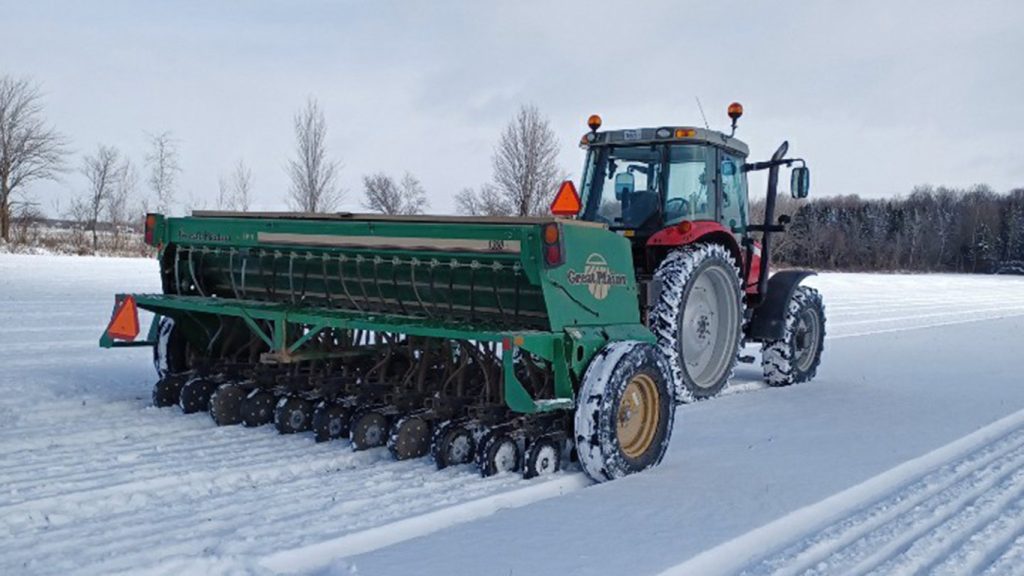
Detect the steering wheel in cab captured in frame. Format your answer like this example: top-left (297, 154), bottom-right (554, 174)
top-left (665, 197), bottom-right (690, 221)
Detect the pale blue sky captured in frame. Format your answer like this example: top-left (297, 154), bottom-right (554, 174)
top-left (3, 0), bottom-right (1022, 216)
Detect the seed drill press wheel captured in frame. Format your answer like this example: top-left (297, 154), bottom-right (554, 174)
top-left (240, 390), bottom-right (277, 427)
top-left (210, 382), bottom-right (247, 426)
top-left (350, 410), bottom-right (389, 451)
top-left (524, 437), bottom-right (562, 479)
top-left (478, 432), bottom-right (521, 477)
top-left (312, 402), bottom-right (352, 443)
top-left (432, 423), bottom-right (476, 470)
top-left (178, 378), bottom-right (219, 414)
top-left (274, 397), bottom-right (314, 434)
top-left (388, 415), bottom-right (432, 460)
top-left (152, 373), bottom-right (189, 408)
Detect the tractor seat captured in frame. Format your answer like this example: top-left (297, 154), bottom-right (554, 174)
top-left (623, 190), bottom-right (659, 227)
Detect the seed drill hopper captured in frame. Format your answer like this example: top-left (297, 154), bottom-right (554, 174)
top-left (103, 212), bottom-right (663, 479)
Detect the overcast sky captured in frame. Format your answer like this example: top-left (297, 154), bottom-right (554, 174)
top-left (4, 0), bottom-right (1023, 216)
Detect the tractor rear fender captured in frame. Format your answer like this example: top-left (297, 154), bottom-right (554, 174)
top-left (745, 270), bottom-right (817, 341)
top-left (645, 221), bottom-right (742, 267)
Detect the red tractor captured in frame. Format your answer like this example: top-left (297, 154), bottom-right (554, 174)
top-left (557, 104), bottom-right (825, 401)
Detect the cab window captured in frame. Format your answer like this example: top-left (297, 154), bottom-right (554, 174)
top-left (664, 145), bottom-right (714, 224)
top-left (720, 151), bottom-right (748, 233)
top-left (579, 145), bottom-right (663, 229)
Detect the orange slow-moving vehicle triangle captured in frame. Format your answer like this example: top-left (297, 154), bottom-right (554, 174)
top-left (106, 295), bottom-right (140, 341)
top-left (550, 180), bottom-right (581, 216)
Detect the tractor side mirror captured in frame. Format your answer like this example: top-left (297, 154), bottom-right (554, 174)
top-left (791, 166), bottom-right (810, 199)
top-left (614, 173), bottom-right (635, 201)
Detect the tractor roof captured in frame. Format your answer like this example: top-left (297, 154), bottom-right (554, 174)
top-left (584, 126), bottom-right (749, 157)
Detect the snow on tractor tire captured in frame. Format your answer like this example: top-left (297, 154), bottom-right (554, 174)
top-left (574, 340), bottom-right (675, 481)
top-left (762, 285), bottom-right (826, 386)
top-left (650, 243), bottom-right (744, 401)
top-left (100, 105), bottom-right (824, 484)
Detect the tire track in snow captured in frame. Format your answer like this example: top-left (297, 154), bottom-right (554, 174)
top-left (659, 408), bottom-right (1024, 576)
top-left (741, 430), bottom-right (1024, 576)
top-left (824, 294), bottom-right (1024, 311)
top-left (832, 458), bottom-right (1024, 575)
top-left (927, 494), bottom-right (1024, 575)
top-left (2, 435), bottom-right (584, 576)
top-left (981, 532), bottom-right (1024, 576)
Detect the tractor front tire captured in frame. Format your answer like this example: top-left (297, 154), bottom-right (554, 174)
top-left (650, 243), bottom-right (743, 402)
top-left (762, 285), bottom-right (826, 386)
top-left (574, 341), bottom-right (675, 482)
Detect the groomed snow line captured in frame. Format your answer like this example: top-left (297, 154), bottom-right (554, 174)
top-left (661, 406), bottom-right (1024, 576)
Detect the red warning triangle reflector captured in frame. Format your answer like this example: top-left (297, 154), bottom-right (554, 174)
top-left (106, 295), bottom-right (140, 341)
top-left (550, 180), bottom-right (581, 217)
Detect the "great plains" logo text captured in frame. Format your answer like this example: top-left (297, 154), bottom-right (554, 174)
top-left (567, 253), bottom-right (627, 300)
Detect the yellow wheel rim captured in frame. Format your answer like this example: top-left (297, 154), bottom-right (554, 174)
top-left (617, 374), bottom-right (661, 459)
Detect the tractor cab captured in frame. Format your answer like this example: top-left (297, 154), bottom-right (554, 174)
top-left (577, 125), bottom-right (751, 242)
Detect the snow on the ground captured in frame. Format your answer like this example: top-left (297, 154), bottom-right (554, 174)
top-left (663, 407), bottom-right (1024, 576)
top-left (2, 253), bottom-right (1024, 575)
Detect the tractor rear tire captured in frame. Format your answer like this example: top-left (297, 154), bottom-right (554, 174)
top-left (762, 285), bottom-right (826, 386)
top-left (650, 243), bottom-right (743, 402)
top-left (153, 317), bottom-right (190, 379)
top-left (574, 341), bottom-right (675, 482)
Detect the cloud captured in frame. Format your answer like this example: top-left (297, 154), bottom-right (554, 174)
top-left (3, 0), bottom-right (1022, 217)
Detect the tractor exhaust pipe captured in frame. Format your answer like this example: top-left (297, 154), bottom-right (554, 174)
top-left (754, 141), bottom-right (789, 299)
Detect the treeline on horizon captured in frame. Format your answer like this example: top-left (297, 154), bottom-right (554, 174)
top-left (753, 185), bottom-right (1024, 274)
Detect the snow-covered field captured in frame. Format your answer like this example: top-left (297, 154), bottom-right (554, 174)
top-left (2, 254), bottom-right (1024, 576)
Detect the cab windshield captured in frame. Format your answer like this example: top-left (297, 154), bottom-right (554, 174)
top-left (579, 144), bottom-right (712, 229)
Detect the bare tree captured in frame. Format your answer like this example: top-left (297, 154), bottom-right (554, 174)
top-left (216, 176), bottom-right (231, 211)
top-left (107, 158), bottom-right (136, 249)
top-left (217, 160), bottom-right (254, 211)
top-left (0, 75), bottom-right (68, 241)
top-left (456, 105), bottom-right (562, 217)
top-left (454, 185), bottom-right (509, 217)
top-left (78, 145), bottom-right (122, 251)
top-left (362, 171), bottom-right (427, 215)
top-left (145, 131), bottom-right (181, 215)
top-left (10, 203), bottom-right (44, 246)
top-left (287, 97), bottom-right (341, 212)
top-left (230, 159), bottom-right (253, 211)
